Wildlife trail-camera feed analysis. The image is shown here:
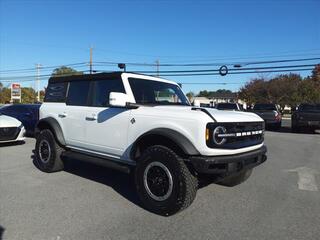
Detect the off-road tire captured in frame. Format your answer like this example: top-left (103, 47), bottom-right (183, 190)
top-left (219, 169), bottom-right (252, 187)
top-left (35, 129), bottom-right (64, 172)
top-left (135, 145), bottom-right (197, 216)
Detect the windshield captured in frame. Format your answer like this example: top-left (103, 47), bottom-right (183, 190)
top-left (216, 103), bottom-right (238, 110)
top-left (299, 104), bottom-right (320, 112)
top-left (253, 104), bottom-right (277, 111)
top-left (128, 78), bottom-right (190, 106)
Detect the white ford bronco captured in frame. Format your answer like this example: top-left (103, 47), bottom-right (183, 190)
top-left (35, 72), bottom-right (267, 215)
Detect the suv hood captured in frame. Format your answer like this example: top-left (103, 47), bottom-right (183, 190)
top-left (203, 108), bottom-right (263, 122)
top-left (0, 115), bottom-right (22, 127)
top-left (149, 106), bottom-right (263, 123)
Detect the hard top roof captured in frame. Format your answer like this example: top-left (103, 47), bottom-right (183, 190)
top-left (48, 71), bottom-right (176, 85)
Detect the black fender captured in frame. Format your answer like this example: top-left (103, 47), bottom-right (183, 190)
top-left (130, 128), bottom-right (200, 159)
top-left (35, 117), bottom-right (66, 146)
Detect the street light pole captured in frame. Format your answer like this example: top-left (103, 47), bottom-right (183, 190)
top-left (36, 63), bottom-right (42, 102)
top-left (89, 46), bottom-right (93, 74)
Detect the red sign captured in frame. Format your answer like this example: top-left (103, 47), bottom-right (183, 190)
top-left (11, 83), bottom-right (21, 100)
top-left (12, 83), bottom-right (21, 89)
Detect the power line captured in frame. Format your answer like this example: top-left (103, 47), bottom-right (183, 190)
top-left (0, 65), bottom-right (90, 75)
top-left (156, 68), bottom-right (314, 77)
top-left (132, 64), bottom-right (317, 74)
top-left (93, 57), bottom-right (320, 67)
top-left (0, 67), bottom-right (314, 82)
top-left (96, 47), bottom-right (320, 59)
top-left (0, 62), bottom-right (88, 73)
top-left (160, 52), bottom-right (320, 63)
top-left (1, 57), bottom-right (319, 75)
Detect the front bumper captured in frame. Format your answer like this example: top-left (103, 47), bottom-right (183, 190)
top-left (189, 145), bottom-right (267, 174)
top-left (0, 126), bottom-right (26, 143)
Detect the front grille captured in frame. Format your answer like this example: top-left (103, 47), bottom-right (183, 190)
top-left (0, 127), bottom-right (20, 141)
top-left (206, 122), bottom-right (264, 149)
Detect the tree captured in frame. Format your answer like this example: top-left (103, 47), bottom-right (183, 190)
top-left (198, 90), bottom-right (209, 98)
top-left (198, 89), bottom-right (233, 98)
top-left (0, 87), bottom-right (11, 103)
top-left (51, 66), bottom-right (83, 77)
top-left (238, 67), bottom-right (320, 108)
top-left (311, 64), bottom-right (320, 82)
top-left (21, 87), bottom-right (36, 103)
top-left (186, 91), bottom-right (195, 101)
top-left (238, 78), bottom-right (269, 105)
top-left (267, 74), bottom-right (302, 108)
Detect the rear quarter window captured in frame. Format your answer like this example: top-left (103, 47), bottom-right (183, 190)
top-left (44, 82), bottom-right (68, 102)
top-left (66, 81), bottom-right (90, 106)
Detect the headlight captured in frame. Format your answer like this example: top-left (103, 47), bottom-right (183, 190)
top-left (212, 126), bottom-right (227, 145)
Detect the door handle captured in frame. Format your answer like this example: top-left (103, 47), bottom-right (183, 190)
top-left (85, 115), bottom-right (97, 121)
top-left (58, 113), bottom-right (67, 118)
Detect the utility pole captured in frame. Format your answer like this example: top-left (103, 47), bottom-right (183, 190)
top-left (89, 46), bottom-right (93, 74)
top-left (36, 63), bottom-right (42, 102)
top-left (156, 60), bottom-right (160, 76)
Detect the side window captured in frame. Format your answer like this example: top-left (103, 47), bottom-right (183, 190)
top-left (67, 81), bottom-right (90, 106)
top-left (92, 79), bottom-right (125, 107)
top-left (44, 82), bottom-right (68, 102)
top-left (154, 88), bottom-right (181, 104)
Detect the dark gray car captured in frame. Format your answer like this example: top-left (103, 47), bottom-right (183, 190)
top-left (252, 103), bottom-right (282, 130)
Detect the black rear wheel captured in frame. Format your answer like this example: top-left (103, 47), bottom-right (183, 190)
top-left (135, 145), bottom-right (197, 216)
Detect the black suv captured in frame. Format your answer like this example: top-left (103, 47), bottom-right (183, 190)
top-left (292, 103), bottom-right (320, 133)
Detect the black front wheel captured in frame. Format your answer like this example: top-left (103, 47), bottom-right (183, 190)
top-left (135, 145), bottom-right (197, 216)
top-left (35, 129), bottom-right (64, 172)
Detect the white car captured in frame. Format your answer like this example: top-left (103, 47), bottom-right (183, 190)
top-left (35, 72), bottom-right (267, 215)
top-left (0, 114), bottom-right (26, 143)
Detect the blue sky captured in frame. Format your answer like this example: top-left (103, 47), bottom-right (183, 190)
top-left (0, 0), bottom-right (319, 93)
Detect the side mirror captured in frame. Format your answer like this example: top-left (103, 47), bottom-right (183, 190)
top-left (109, 92), bottom-right (130, 107)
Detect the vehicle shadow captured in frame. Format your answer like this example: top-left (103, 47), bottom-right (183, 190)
top-left (0, 225), bottom-right (4, 240)
top-left (31, 151), bottom-right (143, 211)
top-left (0, 140), bottom-right (25, 147)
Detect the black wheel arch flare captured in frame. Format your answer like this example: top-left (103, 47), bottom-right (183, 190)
top-left (130, 128), bottom-right (200, 160)
top-left (35, 117), bottom-right (66, 146)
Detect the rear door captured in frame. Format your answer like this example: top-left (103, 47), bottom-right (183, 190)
top-left (85, 78), bottom-right (131, 157)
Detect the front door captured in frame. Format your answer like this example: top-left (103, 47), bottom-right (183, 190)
top-left (84, 78), bottom-right (130, 158)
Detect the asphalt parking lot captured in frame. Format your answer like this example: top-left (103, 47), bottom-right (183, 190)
top-left (1, 122), bottom-right (320, 240)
